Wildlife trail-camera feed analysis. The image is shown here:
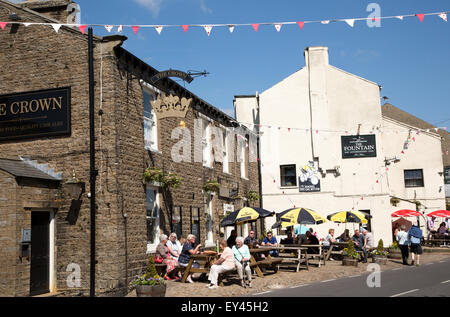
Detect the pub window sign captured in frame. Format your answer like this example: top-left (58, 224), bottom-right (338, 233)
top-left (0, 87), bottom-right (71, 142)
top-left (341, 135), bottom-right (377, 159)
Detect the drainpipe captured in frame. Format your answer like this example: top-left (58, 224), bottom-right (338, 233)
top-left (256, 92), bottom-right (264, 232)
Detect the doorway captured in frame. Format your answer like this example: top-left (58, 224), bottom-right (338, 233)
top-left (30, 211), bottom-right (50, 296)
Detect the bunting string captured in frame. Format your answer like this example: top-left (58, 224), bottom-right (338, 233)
top-left (0, 10), bottom-right (448, 35)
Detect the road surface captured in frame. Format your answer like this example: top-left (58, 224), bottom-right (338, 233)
top-left (248, 257), bottom-right (450, 297)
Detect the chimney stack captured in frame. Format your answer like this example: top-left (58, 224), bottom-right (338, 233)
top-left (20, 0), bottom-right (76, 24)
top-left (304, 46), bottom-right (329, 68)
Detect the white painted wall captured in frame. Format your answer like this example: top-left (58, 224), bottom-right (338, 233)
top-left (234, 46), bottom-right (445, 247)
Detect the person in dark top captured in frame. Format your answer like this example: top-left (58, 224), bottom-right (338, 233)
top-left (305, 231), bottom-right (320, 254)
top-left (352, 230), bottom-right (367, 263)
top-left (244, 230), bottom-right (259, 248)
top-left (178, 234), bottom-right (202, 283)
top-left (227, 230), bottom-right (237, 249)
top-left (297, 233), bottom-right (309, 245)
top-left (338, 229), bottom-right (351, 242)
top-left (280, 231), bottom-right (294, 244)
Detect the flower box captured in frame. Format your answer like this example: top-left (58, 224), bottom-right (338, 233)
top-left (135, 284), bottom-right (166, 297)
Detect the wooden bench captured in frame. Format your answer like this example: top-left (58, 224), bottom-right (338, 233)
top-left (217, 267), bottom-right (238, 287)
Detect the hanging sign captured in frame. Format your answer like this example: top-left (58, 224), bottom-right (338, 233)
top-left (149, 70), bottom-right (194, 84)
top-left (341, 135), bottom-right (377, 158)
top-left (0, 87), bottom-right (71, 142)
top-left (299, 161), bottom-right (321, 192)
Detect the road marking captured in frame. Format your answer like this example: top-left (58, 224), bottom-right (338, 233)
top-left (321, 279), bottom-right (336, 283)
top-left (349, 275), bottom-right (361, 278)
top-left (391, 289), bottom-right (419, 297)
top-left (441, 280), bottom-right (450, 284)
top-left (425, 263), bottom-right (433, 265)
top-left (392, 268), bottom-right (401, 271)
top-left (290, 284), bottom-right (309, 289)
top-left (254, 291), bottom-right (272, 295)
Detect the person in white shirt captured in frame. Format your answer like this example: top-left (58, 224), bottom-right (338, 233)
top-left (396, 225), bottom-right (409, 265)
top-left (232, 237), bottom-right (252, 288)
top-left (166, 232), bottom-right (182, 260)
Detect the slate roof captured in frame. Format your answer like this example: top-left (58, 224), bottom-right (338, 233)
top-left (382, 103), bottom-right (450, 166)
top-left (0, 158), bottom-right (61, 181)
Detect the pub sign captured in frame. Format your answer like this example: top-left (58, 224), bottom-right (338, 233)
top-left (0, 87), bottom-right (71, 142)
top-left (341, 135), bottom-right (377, 159)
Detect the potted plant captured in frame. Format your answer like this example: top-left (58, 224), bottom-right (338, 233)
top-left (203, 180), bottom-right (220, 194)
top-left (371, 239), bottom-right (388, 264)
top-left (143, 167), bottom-right (183, 189)
top-left (387, 241), bottom-right (402, 259)
top-left (131, 255), bottom-right (166, 297)
top-left (342, 240), bottom-right (360, 267)
top-left (246, 190), bottom-right (260, 205)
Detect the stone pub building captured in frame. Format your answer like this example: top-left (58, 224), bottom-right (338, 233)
top-left (0, 0), bottom-right (260, 296)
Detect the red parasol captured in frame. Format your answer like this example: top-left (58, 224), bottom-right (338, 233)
top-left (426, 210), bottom-right (450, 218)
top-left (391, 209), bottom-right (423, 217)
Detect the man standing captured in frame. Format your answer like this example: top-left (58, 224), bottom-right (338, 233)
top-left (396, 225), bottom-right (409, 265)
top-left (352, 230), bottom-right (367, 263)
top-left (408, 225), bottom-right (423, 266)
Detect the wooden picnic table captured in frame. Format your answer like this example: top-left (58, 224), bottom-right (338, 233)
top-left (270, 245), bottom-right (309, 272)
top-left (180, 252), bottom-right (217, 283)
top-left (249, 247), bottom-right (283, 278)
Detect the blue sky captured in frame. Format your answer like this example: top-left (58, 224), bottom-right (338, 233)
top-left (24, 0), bottom-right (450, 125)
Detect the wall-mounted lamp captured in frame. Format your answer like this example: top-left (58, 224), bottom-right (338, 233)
top-left (65, 170), bottom-right (86, 200)
top-left (179, 120), bottom-right (186, 129)
top-left (384, 157), bottom-right (401, 166)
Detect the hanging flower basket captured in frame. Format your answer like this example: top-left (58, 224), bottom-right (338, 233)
top-left (204, 180), bottom-right (220, 194)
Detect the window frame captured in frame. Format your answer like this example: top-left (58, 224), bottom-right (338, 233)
top-left (404, 169), bottom-right (424, 188)
top-left (202, 118), bottom-right (213, 168)
top-left (190, 207), bottom-right (201, 241)
top-left (239, 135), bottom-right (248, 179)
top-left (171, 206), bottom-right (183, 239)
top-left (280, 164), bottom-right (298, 187)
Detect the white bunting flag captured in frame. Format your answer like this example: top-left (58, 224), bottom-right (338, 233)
top-left (118, 25), bottom-right (123, 33)
top-left (439, 13), bottom-right (447, 22)
top-left (345, 19), bottom-right (355, 27)
top-left (228, 25), bottom-right (235, 33)
top-left (24, 23), bottom-right (31, 27)
top-left (274, 24), bottom-right (282, 32)
top-left (435, 128), bottom-right (439, 132)
top-left (396, 16), bottom-right (404, 20)
top-left (51, 24), bottom-right (62, 33)
top-left (204, 25), bottom-right (213, 36)
top-left (321, 20), bottom-right (330, 24)
top-left (105, 25), bottom-right (113, 32)
top-left (155, 26), bottom-right (163, 35)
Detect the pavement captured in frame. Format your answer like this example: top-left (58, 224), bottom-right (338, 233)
top-left (247, 257), bottom-right (450, 297)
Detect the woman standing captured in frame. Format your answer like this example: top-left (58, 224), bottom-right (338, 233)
top-left (207, 239), bottom-right (235, 289)
top-left (155, 234), bottom-right (178, 280)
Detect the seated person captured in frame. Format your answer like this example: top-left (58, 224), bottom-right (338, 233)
top-left (280, 231), bottom-right (294, 245)
top-left (338, 229), bottom-right (351, 242)
top-left (261, 231), bottom-right (279, 257)
top-left (244, 230), bottom-right (260, 248)
top-left (207, 239), bottom-right (235, 289)
top-left (352, 230), bottom-right (367, 263)
top-left (178, 234), bottom-right (203, 283)
top-left (323, 229), bottom-right (336, 250)
top-left (305, 231), bottom-right (320, 254)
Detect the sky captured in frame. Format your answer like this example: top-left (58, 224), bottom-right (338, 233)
top-left (13, 0), bottom-right (450, 125)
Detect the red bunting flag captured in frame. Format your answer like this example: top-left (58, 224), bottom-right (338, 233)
top-left (416, 14), bottom-right (425, 22)
top-left (0, 22), bottom-right (7, 30)
top-left (376, 180), bottom-right (379, 183)
top-left (182, 25), bottom-right (189, 32)
top-left (132, 26), bottom-right (139, 35)
top-left (297, 21), bottom-right (305, 30)
top-left (252, 24), bottom-right (259, 32)
top-left (412, 137), bottom-right (415, 141)
top-left (78, 25), bottom-right (87, 34)
top-left (401, 150), bottom-right (405, 154)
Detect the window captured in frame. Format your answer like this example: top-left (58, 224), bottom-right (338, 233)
top-left (205, 196), bottom-right (214, 246)
top-left (191, 207), bottom-right (200, 240)
top-left (404, 169), bottom-right (424, 188)
top-left (280, 165), bottom-right (297, 187)
top-left (202, 119), bottom-right (212, 167)
top-left (146, 188), bottom-right (160, 248)
top-left (143, 88), bottom-right (158, 151)
top-left (171, 206), bottom-right (182, 239)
